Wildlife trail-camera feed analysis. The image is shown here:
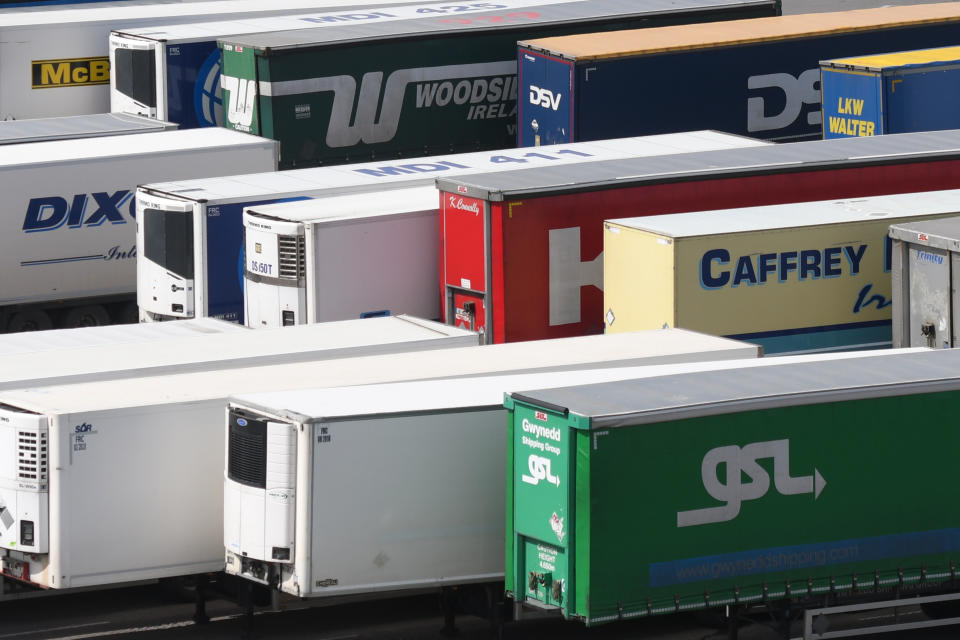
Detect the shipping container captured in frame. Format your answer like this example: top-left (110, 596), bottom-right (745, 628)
top-left (0, 315), bottom-right (476, 391)
top-left (0, 128), bottom-right (277, 333)
top-left (505, 348), bottom-right (960, 627)
top-left (888, 215), bottom-right (960, 349)
top-left (0, 0), bottom-right (445, 120)
top-left (0, 113), bottom-right (176, 145)
top-left (108, 0), bottom-right (451, 129)
top-left (821, 45), bottom-right (960, 139)
top-left (225, 348), bottom-right (933, 603)
top-left (436, 129), bottom-right (960, 344)
top-left (244, 186), bottom-right (442, 327)
top-left (0, 328), bottom-right (757, 591)
top-left (137, 132), bottom-right (767, 324)
top-left (603, 189), bottom-right (960, 354)
top-left (217, 0), bottom-right (779, 169)
top-left (517, 3), bottom-right (960, 146)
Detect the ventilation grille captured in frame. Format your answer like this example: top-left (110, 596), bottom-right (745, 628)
top-left (18, 431), bottom-right (47, 482)
top-left (228, 413), bottom-right (267, 488)
top-left (277, 234), bottom-right (305, 280)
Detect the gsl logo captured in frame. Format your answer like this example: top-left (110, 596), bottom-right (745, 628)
top-left (677, 439), bottom-right (826, 527)
top-left (528, 85), bottom-right (562, 111)
top-left (222, 75), bottom-right (257, 131)
top-left (23, 191), bottom-right (135, 232)
top-left (521, 454), bottom-right (560, 488)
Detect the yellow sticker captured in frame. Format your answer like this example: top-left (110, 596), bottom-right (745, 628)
top-left (32, 57), bottom-right (110, 89)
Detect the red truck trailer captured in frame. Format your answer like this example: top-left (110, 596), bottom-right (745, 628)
top-left (437, 129), bottom-right (960, 343)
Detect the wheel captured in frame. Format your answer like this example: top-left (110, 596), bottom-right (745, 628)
top-left (114, 302), bottom-right (140, 325)
top-left (6, 309), bottom-right (53, 332)
top-left (61, 305), bottom-right (110, 328)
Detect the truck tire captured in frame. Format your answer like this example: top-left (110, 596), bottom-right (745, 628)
top-left (6, 309), bottom-right (53, 332)
top-left (62, 305), bottom-right (110, 328)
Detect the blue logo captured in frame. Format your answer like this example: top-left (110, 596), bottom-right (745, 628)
top-left (23, 191), bottom-right (135, 232)
top-left (74, 422), bottom-right (93, 433)
top-left (236, 418), bottom-right (248, 427)
top-left (193, 49), bottom-right (223, 128)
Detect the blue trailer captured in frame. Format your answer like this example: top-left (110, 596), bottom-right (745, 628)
top-left (517, 4), bottom-right (960, 146)
top-left (821, 45), bottom-right (960, 139)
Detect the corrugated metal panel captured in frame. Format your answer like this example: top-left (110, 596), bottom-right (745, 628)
top-left (221, 0), bottom-right (772, 50)
top-left (519, 3), bottom-right (960, 60)
top-left (436, 129), bottom-right (960, 200)
top-left (510, 348), bottom-right (960, 427)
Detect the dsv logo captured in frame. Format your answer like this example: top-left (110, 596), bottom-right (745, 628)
top-left (747, 69), bottom-right (821, 134)
top-left (23, 191), bottom-right (135, 232)
top-left (522, 454), bottom-right (560, 488)
top-left (222, 75), bottom-right (257, 131)
top-left (677, 439), bottom-right (826, 528)
top-left (528, 85), bottom-right (561, 111)
top-left (260, 61), bottom-right (516, 148)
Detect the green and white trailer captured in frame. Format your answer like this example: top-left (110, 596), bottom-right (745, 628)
top-left (216, 0), bottom-right (779, 168)
top-left (506, 347), bottom-right (960, 627)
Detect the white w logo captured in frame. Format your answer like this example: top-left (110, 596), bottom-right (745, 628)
top-left (262, 61), bottom-right (516, 148)
top-left (221, 75), bottom-right (257, 130)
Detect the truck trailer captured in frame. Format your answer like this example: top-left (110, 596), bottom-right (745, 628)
top-left (435, 129), bottom-right (960, 344)
top-left (136, 132), bottom-right (767, 324)
top-left (0, 128), bottom-right (277, 333)
top-left (108, 0), bottom-right (457, 129)
top-left (0, 329), bottom-right (758, 591)
top-left (505, 347), bottom-right (960, 628)
top-left (820, 45), bottom-right (960, 139)
top-left (516, 3), bottom-right (960, 146)
top-left (223, 347), bottom-right (917, 605)
top-left (243, 186), bottom-right (442, 327)
top-left (0, 315), bottom-right (476, 391)
top-left (0, 0), bottom-right (447, 120)
top-left (216, 0), bottom-right (779, 168)
top-left (602, 189), bottom-right (960, 354)
top-left (0, 113), bottom-right (176, 145)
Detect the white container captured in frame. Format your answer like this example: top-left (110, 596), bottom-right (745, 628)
top-left (0, 128), bottom-right (277, 333)
top-left (0, 315), bottom-right (476, 390)
top-left (223, 346), bottom-right (922, 599)
top-left (244, 186), bottom-right (441, 327)
top-left (136, 132), bottom-right (769, 324)
top-left (0, 113), bottom-right (176, 145)
top-left (0, 328), bottom-right (757, 590)
top-left (0, 0), bottom-right (430, 120)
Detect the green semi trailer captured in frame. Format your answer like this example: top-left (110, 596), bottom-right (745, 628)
top-left (505, 348), bottom-right (960, 627)
top-left (217, 0), bottom-right (780, 169)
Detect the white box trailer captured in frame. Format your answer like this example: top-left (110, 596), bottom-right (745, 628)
top-left (0, 0), bottom-right (434, 120)
top-left (136, 132), bottom-right (769, 324)
top-left (109, 1), bottom-right (451, 129)
top-left (243, 186), bottom-right (441, 327)
top-left (0, 113), bottom-right (176, 145)
top-left (0, 128), bottom-right (277, 333)
top-left (0, 328), bottom-right (758, 590)
top-left (222, 346), bottom-right (924, 601)
top-left (0, 315), bottom-right (475, 390)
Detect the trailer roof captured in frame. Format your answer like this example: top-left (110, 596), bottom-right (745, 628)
top-left (0, 113), bottom-right (176, 145)
top-left (0, 128), bottom-right (273, 168)
top-left (519, 3), bottom-right (960, 60)
top-left (0, 315), bottom-right (474, 391)
top-left (0, 328), bottom-right (757, 413)
top-left (110, 0), bottom-right (444, 43)
top-left (436, 129), bottom-right (960, 200)
top-left (822, 44), bottom-right (960, 72)
top-left (607, 188), bottom-right (960, 237)
top-left (888, 215), bottom-right (960, 251)
top-left (231, 349), bottom-right (926, 422)
top-left (508, 348), bottom-right (959, 429)
top-left (139, 131), bottom-right (766, 203)
top-left (0, 0), bottom-right (418, 27)
top-left (245, 186), bottom-right (438, 224)
top-left (0, 318), bottom-right (243, 357)
top-left (218, 0), bottom-right (772, 51)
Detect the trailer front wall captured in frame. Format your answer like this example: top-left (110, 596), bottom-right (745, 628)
top-left (448, 156), bottom-right (960, 344)
top-left (518, 17), bottom-right (960, 145)
top-left (509, 390), bottom-right (960, 624)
